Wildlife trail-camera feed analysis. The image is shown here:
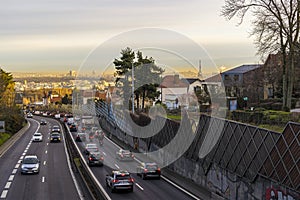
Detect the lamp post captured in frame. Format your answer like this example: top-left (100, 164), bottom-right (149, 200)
top-left (132, 62), bottom-right (135, 113)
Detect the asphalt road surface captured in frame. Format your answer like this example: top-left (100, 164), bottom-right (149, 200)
top-left (0, 117), bottom-right (81, 200)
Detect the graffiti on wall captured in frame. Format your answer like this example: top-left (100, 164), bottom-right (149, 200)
top-left (266, 187), bottom-right (299, 200)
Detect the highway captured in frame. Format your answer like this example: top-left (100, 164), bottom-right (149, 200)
top-left (70, 124), bottom-right (198, 200)
top-left (0, 115), bottom-right (200, 200)
top-left (0, 117), bottom-right (81, 200)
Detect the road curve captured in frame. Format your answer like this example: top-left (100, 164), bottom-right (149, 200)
top-left (0, 117), bottom-right (81, 200)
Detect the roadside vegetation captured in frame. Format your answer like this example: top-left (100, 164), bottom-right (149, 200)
top-left (0, 68), bottom-right (26, 146)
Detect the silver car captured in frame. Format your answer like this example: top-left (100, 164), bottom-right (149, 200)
top-left (105, 170), bottom-right (134, 192)
top-left (21, 155), bottom-right (40, 174)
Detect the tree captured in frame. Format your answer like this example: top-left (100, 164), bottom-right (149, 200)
top-left (0, 68), bottom-right (15, 107)
top-left (114, 47), bottom-right (135, 108)
top-left (113, 48), bottom-right (164, 112)
top-left (221, 0), bottom-right (300, 110)
top-left (62, 94), bottom-right (69, 104)
top-left (134, 51), bottom-right (164, 111)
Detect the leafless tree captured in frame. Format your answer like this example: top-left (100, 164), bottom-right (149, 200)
top-left (221, 0), bottom-right (300, 110)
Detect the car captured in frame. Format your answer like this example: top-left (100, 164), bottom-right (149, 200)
top-left (40, 120), bottom-right (47, 125)
top-left (50, 132), bottom-right (61, 142)
top-left (51, 125), bottom-right (61, 133)
top-left (116, 149), bottom-right (134, 161)
top-left (137, 162), bottom-right (161, 179)
top-left (75, 132), bottom-right (86, 142)
top-left (26, 113), bottom-right (33, 118)
top-left (105, 170), bottom-right (134, 193)
top-left (69, 123), bottom-right (77, 132)
top-left (84, 143), bottom-right (99, 155)
top-left (21, 155), bottom-right (40, 174)
top-left (67, 117), bottom-right (74, 125)
top-left (87, 152), bottom-right (104, 166)
top-left (32, 132), bottom-right (43, 142)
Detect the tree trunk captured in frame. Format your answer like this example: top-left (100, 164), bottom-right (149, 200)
top-left (287, 43), bottom-right (295, 110)
top-left (142, 87), bottom-right (146, 111)
top-left (136, 93), bottom-right (140, 112)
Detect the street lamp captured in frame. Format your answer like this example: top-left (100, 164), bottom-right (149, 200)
top-left (132, 62), bottom-right (135, 113)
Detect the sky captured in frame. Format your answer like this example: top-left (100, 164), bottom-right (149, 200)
top-left (0, 0), bottom-right (259, 76)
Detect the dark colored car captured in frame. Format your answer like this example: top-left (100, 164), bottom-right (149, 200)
top-left (87, 152), bottom-right (104, 166)
top-left (50, 132), bottom-right (61, 142)
top-left (51, 125), bottom-right (61, 133)
top-left (40, 120), bottom-right (47, 125)
top-left (105, 170), bottom-right (134, 193)
top-left (116, 149), bottom-right (134, 161)
top-left (137, 162), bottom-right (161, 179)
top-left (69, 123), bottom-right (77, 132)
top-left (75, 132), bottom-right (86, 142)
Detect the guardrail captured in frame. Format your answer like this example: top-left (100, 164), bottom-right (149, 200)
top-left (62, 121), bottom-right (111, 200)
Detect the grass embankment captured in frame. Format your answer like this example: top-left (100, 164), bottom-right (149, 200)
top-left (167, 114), bottom-right (181, 121)
top-left (0, 133), bottom-right (11, 146)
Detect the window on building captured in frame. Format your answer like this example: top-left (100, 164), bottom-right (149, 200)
top-left (234, 75), bottom-right (239, 81)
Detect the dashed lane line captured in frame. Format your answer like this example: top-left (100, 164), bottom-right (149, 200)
top-left (135, 183), bottom-right (144, 191)
top-left (0, 190), bottom-right (8, 198)
top-left (4, 182), bottom-right (11, 189)
top-left (12, 169), bottom-right (17, 174)
top-left (8, 175), bottom-right (14, 181)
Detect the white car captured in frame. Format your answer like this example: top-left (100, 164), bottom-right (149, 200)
top-left (32, 132), bottom-right (43, 142)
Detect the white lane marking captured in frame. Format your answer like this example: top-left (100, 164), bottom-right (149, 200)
top-left (22, 153), bottom-right (26, 156)
top-left (8, 175), bottom-right (14, 181)
top-left (161, 175), bottom-right (200, 200)
top-left (0, 190), bottom-right (8, 198)
top-left (4, 182), bottom-right (11, 189)
top-left (15, 164), bottom-right (20, 169)
top-left (43, 161), bottom-right (46, 165)
top-left (102, 151), bottom-right (106, 156)
top-left (24, 149), bottom-right (27, 153)
top-left (135, 183), bottom-right (144, 191)
top-left (12, 169), bottom-right (17, 174)
top-left (42, 177), bottom-right (45, 183)
top-left (45, 150), bottom-right (47, 154)
top-left (114, 164), bottom-right (120, 169)
top-left (20, 156), bottom-right (24, 160)
top-left (47, 143), bottom-right (49, 146)
top-left (17, 160), bottom-right (22, 164)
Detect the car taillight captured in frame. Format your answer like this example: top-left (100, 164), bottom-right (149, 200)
top-left (100, 156), bottom-right (104, 160)
top-left (89, 157), bottom-right (92, 161)
top-left (129, 178), bottom-right (134, 182)
top-left (112, 179), bottom-right (119, 183)
top-left (131, 154), bottom-right (134, 157)
top-left (157, 168), bottom-right (161, 171)
top-left (144, 169), bottom-right (148, 172)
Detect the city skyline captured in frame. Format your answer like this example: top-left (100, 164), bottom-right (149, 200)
top-left (0, 0), bottom-right (259, 75)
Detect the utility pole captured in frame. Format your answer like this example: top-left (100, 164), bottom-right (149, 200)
top-left (132, 62), bottom-right (135, 113)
